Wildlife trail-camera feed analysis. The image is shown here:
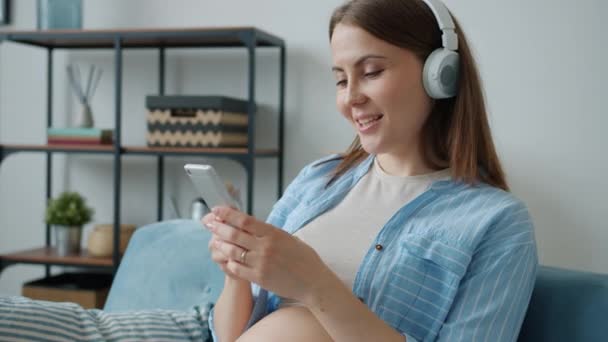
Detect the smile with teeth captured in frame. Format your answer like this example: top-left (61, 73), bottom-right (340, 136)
top-left (356, 114), bottom-right (383, 128)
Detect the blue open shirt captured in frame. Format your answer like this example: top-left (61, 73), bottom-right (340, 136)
top-left (209, 154), bottom-right (538, 341)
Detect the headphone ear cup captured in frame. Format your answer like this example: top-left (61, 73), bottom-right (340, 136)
top-left (422, 48), bottom-right (460, 99)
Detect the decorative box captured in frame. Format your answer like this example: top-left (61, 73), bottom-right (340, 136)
top-left (22, 272), bottom-right (113, 309)
top-left (146, 96), bottom-right (252, 148)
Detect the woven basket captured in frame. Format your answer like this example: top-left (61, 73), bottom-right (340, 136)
top-left (87, 224), bottom-right (137, 257)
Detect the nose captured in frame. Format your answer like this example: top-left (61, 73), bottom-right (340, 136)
top-left (345, 82), bottom-right (367, 106)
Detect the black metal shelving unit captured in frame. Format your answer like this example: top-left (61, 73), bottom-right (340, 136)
top-left (0, 27), bottom-right (285, 277)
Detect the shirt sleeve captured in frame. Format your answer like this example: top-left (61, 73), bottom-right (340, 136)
top-left (208, 306), bottom-right (219, 341)
top-left (403, 332), bottom-right (419, 342)
top-left (436, 201), bottom-right (538, 341)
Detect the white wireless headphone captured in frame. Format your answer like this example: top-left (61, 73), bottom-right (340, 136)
top-left (421, 0), bottom-right (460, 99)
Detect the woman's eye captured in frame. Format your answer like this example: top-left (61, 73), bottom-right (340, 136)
top-left (336, 79), bottom-right (347, 87)
top-left (364, 70), bottom-right (383, 78)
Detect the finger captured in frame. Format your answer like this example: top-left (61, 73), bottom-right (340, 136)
top-left (202, 212), bottom-right (223, 229)
top-left (201, 212), bottom-right (214, 226)
top-left (208, 235), bottom-right (231, 261)
top-left (209, 247), bottom-right (228, 264)
top-left (225, 259), bottom-right (257, 283)
top-left (219, 263), bottom-right (241, 280)
top-left (209, 248), bottom-right (227, 264)
top-left (212, 206), bottom-right (271, 236)
top-left (208, 236), bottom-right (222, 254)
top-left (213, 239), bottom-right (250, 264)
top-left (210, 250), bottom-right (227, 264)
top-left (211, 206), bottom-right (246, 228)
top-left (208, 219), bottom-right (256, 250)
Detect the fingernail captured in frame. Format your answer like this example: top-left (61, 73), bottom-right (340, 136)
top-left (206, 222), bottom-right (215, 231)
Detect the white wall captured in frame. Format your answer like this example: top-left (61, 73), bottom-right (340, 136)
top-left (1, 0), bottom-right (606, 295)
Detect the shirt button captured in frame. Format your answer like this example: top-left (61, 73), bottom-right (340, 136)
top-left (375, 244), bottom-right (384, 251)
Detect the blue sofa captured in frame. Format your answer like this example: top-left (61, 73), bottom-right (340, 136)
top-left (518, 266), bottom-right (608, 341)
top-left (105, 220), bottom-right (608, 341)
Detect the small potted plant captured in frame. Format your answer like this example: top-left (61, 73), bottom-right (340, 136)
top-left (45, 191), bottom-right (94, 256)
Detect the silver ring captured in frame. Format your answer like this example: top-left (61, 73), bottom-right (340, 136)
top-left (240, 249), bottom-right (248, 264)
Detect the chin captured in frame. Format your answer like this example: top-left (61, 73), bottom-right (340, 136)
top-left (359, 138), bottom-right (383, 155)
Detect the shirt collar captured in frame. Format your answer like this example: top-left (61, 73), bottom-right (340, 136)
top-left (350, 154), bottom-right (460, 192)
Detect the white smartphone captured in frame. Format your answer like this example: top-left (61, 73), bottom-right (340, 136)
top-left (184, 164), bottom-right (240, 210)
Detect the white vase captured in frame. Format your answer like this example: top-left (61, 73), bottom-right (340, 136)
top-left (75, 103), bottom-right (94, 128)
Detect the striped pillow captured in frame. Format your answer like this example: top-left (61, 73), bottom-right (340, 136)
top-left (0, 296), bottom-right (212, 341)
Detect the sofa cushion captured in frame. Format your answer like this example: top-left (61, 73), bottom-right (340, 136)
top-left (104, 219), bottom-right (224, 312)
top-left (518, 266), bottom-right (608, 342)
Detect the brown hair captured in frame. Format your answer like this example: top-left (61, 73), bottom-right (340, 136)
top-left (326, 0), bottom-right (509, 191)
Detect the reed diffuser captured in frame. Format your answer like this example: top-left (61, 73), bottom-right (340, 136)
top-left (67, 64), bottom-right (102, 128)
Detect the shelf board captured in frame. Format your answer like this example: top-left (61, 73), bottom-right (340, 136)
top-left (0, 247), bottom-right (113, 268)
top-left (0, 27), bottom-right (285, 49)
top-left (123, 146), bottom-right (279, 157)
top-left (0, 143), bottom-right (279, 157)
top-left (0, 143), bottom-right (115, 154)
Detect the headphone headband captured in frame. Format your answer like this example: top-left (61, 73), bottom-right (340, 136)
top-left (421, 0), bottom-right (458, 51)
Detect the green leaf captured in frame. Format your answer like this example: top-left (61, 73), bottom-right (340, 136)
top-left (45, 191), bottom-right (94, 226)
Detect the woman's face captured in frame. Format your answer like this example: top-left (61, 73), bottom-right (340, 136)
top-left (330, 23), bottom-right (432, 157)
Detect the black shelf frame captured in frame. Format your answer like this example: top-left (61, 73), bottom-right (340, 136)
top-left (0, 27), bottom-right (286, 276)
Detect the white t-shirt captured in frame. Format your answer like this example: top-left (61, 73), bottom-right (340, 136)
top-left (280, 158), bottom-right (451, 308)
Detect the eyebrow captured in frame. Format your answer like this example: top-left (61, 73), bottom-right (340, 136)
top-left (332, 54), bottom-right (387, 72)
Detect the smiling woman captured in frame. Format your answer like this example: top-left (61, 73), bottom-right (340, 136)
top-left (0, 1), bottom-right (538, 341)
top-left (207, 1), bottom-right (537, 342)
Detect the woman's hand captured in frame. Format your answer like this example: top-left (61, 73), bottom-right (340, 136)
top-left (202, 212), bottom-right (243, 280)
top-left (205, 206), bottom-right (334, 304)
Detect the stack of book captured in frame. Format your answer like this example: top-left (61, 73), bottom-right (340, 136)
top-left (47, 128), bottom-right (114, 145)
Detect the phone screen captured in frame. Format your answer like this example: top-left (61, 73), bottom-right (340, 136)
top-left (184, 164), bottom-right (239, 210)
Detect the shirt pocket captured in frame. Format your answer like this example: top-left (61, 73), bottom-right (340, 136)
top-left (379, 234), bottom-right (470, 340)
